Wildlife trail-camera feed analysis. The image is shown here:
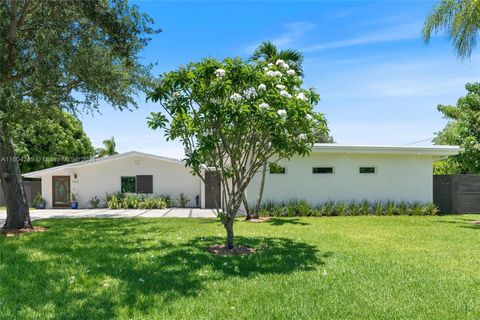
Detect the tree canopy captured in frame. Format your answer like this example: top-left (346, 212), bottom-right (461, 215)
top-left (148, 56), bottom-right (326, 249)
top-left (12, 109), bottom-right (95, 173)
top-left (433, 82), bottom-right (480, 174)
top-left (0, 0), bottom-right (157, 229)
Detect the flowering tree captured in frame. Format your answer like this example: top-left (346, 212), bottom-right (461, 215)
top-left (148, 56), bottom-right (326, 249)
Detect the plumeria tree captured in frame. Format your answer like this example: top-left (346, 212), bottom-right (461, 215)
top-left (148, 57), bottom-right (326, 249)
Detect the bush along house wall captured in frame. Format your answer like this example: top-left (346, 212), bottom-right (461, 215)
top-left (256, 199), bottom-right (439, 217)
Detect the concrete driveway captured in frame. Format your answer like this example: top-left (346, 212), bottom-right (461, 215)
top-left (0, 208), bottom-right (217, 226)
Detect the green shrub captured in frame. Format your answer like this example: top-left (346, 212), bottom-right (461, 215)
top-left (335, 202), bottom-right (348, 216)
top-left (33, 192), bottom-right (46, 209)
top-left (385, 201), bottom-right (398, 216)
top-left (106, 193), bottom-right (171, 210)
top-left (176, 193), bottom-right (191, 208)
top-left (257, 199), bottom-right (438, 218)
top-left (89, 196), bottom-right (101, 208)
top-left (373, 201), bottom-right (383, 216)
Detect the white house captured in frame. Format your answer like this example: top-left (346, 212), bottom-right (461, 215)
top-left (23, 144), bottom-right (460, 209)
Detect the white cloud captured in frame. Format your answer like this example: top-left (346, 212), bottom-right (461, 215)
top-left (301, 21), bottom-right (422, 52)
top-left (243, 22), bottom-right (314, 54)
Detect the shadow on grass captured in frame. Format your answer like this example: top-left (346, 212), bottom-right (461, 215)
top-left (433, 216), bottom-right (480, 230)
top-left (265, 218), bottom-right (310, 226)
top-left (0, 219), bottom-right (328, 318)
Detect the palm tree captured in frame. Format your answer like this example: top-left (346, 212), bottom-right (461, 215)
top-left (242, 41), bottom-right (306, 220)
top-left (423, 0), bottom-right (480, 60)
top-left (250, 41), bottom-right (304, 76)
top-left (95, 137), bottom-right (119, 158)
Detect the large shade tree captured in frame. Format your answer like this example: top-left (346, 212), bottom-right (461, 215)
top-left (423, 0), bottom-right (480, 59)
top-left (433, 82), bottom-right (480, 174)
top-left (0, 0), bottom-right (157, 229)
top-left (11, 108), bottom-right (95, 173)
top-left (148, 57), bottom-right (326, 249)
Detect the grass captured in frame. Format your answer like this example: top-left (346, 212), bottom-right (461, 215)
top-left (0, 215), bottom-right (479, 319)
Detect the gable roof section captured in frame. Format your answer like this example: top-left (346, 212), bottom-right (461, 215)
top-left (23, 151), bottom-right (185, 178)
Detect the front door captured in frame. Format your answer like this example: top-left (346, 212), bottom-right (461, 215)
top-left (52, 176), bottom-right (70, 208)
top-left (205, 171), bottom-right (221, 209)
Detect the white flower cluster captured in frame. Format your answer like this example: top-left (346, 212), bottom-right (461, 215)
top-left (258, 83), bottom-right (266, 91)
top-left (243, 87), bottom-right (257, 99)
top-left (230, 93), bottom-right (242, 102)
top-left (172, 92), bottom-right (181, 98)
top-left (296, 92), bottom-right (307, 101)
top-left (276, 59), bottom-right (290, 69)
top-left (259, 102), bottom-right (269, 109)
top-left (215, 68), bottom-right (226, 78)
top-left (298, 133), bottom-right (307, 140)
top-left (279, 90), bottom-right (292, 98)
top-left (209, 97), bottom-right (221, 104)
top-left (287, 69), bottom-right (296, 75)
top-left (266, 70), bottom-right (282, 77)
top-left (277, 109), bottom-right (287, 117)
top-left (276, 84), bottom-right (286, 90)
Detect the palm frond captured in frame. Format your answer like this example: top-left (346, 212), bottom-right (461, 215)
top-left (423, 0), bottom-right (480, 60)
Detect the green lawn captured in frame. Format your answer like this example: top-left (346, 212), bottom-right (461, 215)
top-left (1, 216), bottom-right (479, 319)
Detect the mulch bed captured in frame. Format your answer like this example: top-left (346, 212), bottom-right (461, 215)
top-left (1, 227), bottom-right (47, 237)
top-left (208, 244), bottom-right (256, 256)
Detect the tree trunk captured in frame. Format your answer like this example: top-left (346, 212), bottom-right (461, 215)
top-left (254, 162), bottom-right (268, 218)
top-left (242, 193), bottom-right (252, 220)
top-left (0, 129), bottom-right (31, 230)
top-left (224, 216), bottom-right (234, 249)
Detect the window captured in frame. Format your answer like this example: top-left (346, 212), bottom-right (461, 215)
top-left (136, 175), bottom-right (153, 193)
top-left (359, 167), bottom-right (376, 174)
top-left (313, 167), bottom-right (334, 174)
top-left (121, 175), bottom-right (153, 193)
top-left (269, 163), bottom-right (286, 174)
top-left (121, 176), bottom-right (136, 193)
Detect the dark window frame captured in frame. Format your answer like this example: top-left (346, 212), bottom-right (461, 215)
top-left (269, 163), bottom-right (287, 174)
top-left (359, 167), bottom-right (376, 174)
top-left (312, 167), bottom-right (335, 174)
top-left (121, 176), bottom-right (136, 193)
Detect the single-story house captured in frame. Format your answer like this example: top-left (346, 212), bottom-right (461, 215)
top-left (23, 144), bottom-right (460, 209)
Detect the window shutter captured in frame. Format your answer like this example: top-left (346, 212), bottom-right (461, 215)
top-left (136, 175), bottom-right (153, 193)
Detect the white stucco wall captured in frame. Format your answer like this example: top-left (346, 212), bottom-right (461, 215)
top-left (245, 152), bottom-right (435, 205)
top-left (40, 155), bottom-right (201, 208)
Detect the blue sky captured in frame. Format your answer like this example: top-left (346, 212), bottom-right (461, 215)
top-left (80, 1), bottom-right (479, 159)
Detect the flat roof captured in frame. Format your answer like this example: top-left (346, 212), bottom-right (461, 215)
top-left (312, 144), bottom-right (461, 156)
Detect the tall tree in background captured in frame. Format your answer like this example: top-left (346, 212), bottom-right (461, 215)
top-left (433, 82), bottom-right (480, 174)
top-left (96, 137), bottom-right (119, 158)
top-left (0, 0), bottom-right (157, 229)
top-left (12, 108), bottom-right (95, 173)
top-left (246, 41), bottom-right (331, 219)
top-left (423, 0), bottom-right (480, 59)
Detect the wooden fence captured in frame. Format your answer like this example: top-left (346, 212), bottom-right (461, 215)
top-left (0, 180), bottom-right (41, 207)
top-left (433, 175), bottom-right (480, 214)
